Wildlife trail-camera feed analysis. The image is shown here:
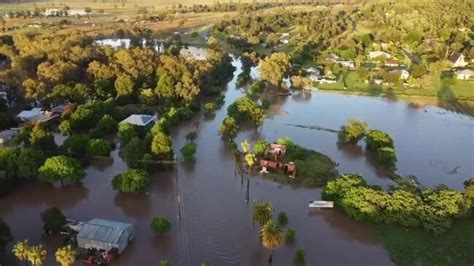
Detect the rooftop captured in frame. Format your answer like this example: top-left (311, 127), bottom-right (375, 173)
top-left (77, 219), bottom-right (133, 244)
top-left (120, 114), bottom-right (157, 127)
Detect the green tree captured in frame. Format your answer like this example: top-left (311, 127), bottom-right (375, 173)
top-left (41, 207), bottom-right (66, 235)
top-left (259, 52), bottom-right (290, 88)
top-left (185, 131), bottom-right (197, 144)
top-left (122, 137), bottom-right (146, 168)
top-left (118, 122), bottom-right (137, 146)
top-left (339, 119), bottom-right (368, 144)
top-left (55, 245), bottom-right (76, 266)
top-left (115, 74), bottom-right (135, 97)
top-left (62, 134), bottom-right (90, 156)
top-left (0, 219), bottom-right (12, 253)
top-left (259, 220), bottom-right (286, 263)
top-left (96, 114), bottom-right (118, 136)
top-left (87, 139), bottom-right (111, 157)
top-left (365, 130), bottom-right (394, 152)
top-left (17, 149), bottom-right (45, 178)
top-left (30, 123), bottom-right (56, 150)
top-left (219, 117), bottom-right (239, 140)
top-left (12, 240), bottom-right (30, 265)
top-left (155, 72), bottom-right (175, 100)
top-left (253, 201), bottom-right (273, 226)
top-left (112, 169), bottom-right (149, 193)
top-left (28, 245), bottom-right (46, 266)
top-left (204, 102), bottom-right (216, 113)
top-left (254, 140), bottom-right (269, 157)
top-left (151, 131), bottom-right (173, 159)
top-left (375, 147), bottom-right (397, 170)
top-left (241, 139), bottom-right (250, 154)
top-left (38, 156), bottom-right (85, 186)
top-left (150, 217), bottom-right (171, 234)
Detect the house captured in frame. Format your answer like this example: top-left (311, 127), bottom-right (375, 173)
top-left (369, 51), bottom-right (391, 59)
top-left (120, 114), bottom-right (157, 127)
top-left (454, 69), bottom-right (474, 80)
top-left (384, 60), bottom-right (402, 67)
top-left (325, 53), bottom-right (340, 62)
top-left (390, 69), bottom-right (410, 80)
top-left (0, 129), bottom-right (18, 144)
top-left (372, 77), bottom-right (384, 85)
top-left (77, 219), bottom-right (135, 254)
top-left (17, 108), bottom-right (58, 124)
top-left (340, 60), bottom-right (355, 69)
top-left (449, 53), bottom-right (468, 68)
top-left (306, 67), bottom-right (321, 81)
top-left (266, 144), bottom-right (287, 160)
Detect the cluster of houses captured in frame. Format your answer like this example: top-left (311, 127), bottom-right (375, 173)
top-left (307, 48), bottom-right (472, 88)
top-left (259, 143), bottom-right (297, 179)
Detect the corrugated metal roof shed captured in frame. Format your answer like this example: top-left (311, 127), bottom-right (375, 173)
top-left (120, 114), bottom-right (157, 127)
top-left (77, 219), bottom-right (134, 253)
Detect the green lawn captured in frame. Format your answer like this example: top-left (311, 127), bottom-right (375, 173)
top-left (374, 219), bottom-right (474, 266)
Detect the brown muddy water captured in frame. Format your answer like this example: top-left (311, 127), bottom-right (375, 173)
top-left (1, 56), bottom-right (473, 265)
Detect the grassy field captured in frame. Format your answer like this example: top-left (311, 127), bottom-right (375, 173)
top-left (374, 218), bottom-right (474, 266)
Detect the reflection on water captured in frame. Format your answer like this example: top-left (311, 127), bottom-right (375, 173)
top-left (2, 55), bottom-right (472, 265)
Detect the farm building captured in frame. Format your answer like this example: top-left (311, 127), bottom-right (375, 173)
top-left (77, 219), bottom-right (135, 254)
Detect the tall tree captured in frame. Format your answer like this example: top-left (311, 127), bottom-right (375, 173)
top-left (259, 52), bottom-right (290, 88)
top-left (28, 245), bottom-right (46, 266)
top-left (259, 220), bottom-right (286, 264)
top-left (12, 240), bottom-right (30, 265)
top-left (55, 245), bottom-right (76, 266)
top-left (252, 201), bottom-right (273, 226)
top-left (0, 219), bottom-right (12, 253)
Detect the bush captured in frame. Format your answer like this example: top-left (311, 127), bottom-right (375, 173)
top-left (62, 134), bottom-right (89, 156)
top-left (41, 207), bottom-right (66, 235)
top-left (150, 217), bottom-right (171, 234)
top-left (261, 99), bottom-right (271, 110)
top-left (118, 122), bottom-right (137, 146)
top-left (112, 169), bottom-right (149, 193)
top-left (204, 102), bottom-right (216, 113)
top-left (219, 117), bottom-right (239, 140)
top-left (180, 143), bottom-right (197, 163)
top-left (294, 249), bottom-right (306, 264)
top-left (278, 211), bottom-right (288, 226)
top-left (285, 228), bottom-right (296, 242)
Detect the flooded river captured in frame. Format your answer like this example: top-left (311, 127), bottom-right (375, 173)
top-left (1, 55), bottom-right (473, 265)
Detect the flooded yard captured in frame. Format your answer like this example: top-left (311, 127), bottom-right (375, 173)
top-left (1, 56), bottom-right (472, 265)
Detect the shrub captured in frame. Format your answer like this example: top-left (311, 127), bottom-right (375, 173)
top-left (204, 102), bottom-right (216, 113)
top-left (285, 228), bottom-right (296, 242)
top-left (294, 249), bottom-right (306, 264)
top-left (180, 143), bottom-right (197, 163)
top-left (278, 211), bottom-right (288, 226)
top-left (261, 99), bottom-right (271, 109)
top-left (150, 217), bottom-right (171, 234)
top-left (375, 147), bottom-right (397, 170)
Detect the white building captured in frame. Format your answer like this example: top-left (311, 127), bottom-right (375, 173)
top-left (369, 51), bottom-right (392, 59)
top-left (17, 108), bottom-right (57, 123)
top-left (449, 53), bottom-right (468, 68)
top-left (77, 219), bottom-right (135, 254)
top-left (120, 114), bottom-right (157, 127)
top-left (390, 69), bottom-right (410, 80)
top-left (340, 60), bottom-right (355, 69)
top-left (0, 129), bottom-right (18, 144)
top-left (455, 69), bottom-right (474, 80)
top-left (306, 67), bottom-right (321, 81)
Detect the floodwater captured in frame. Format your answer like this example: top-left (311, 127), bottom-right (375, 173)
top-left (1, 55), bottom-right (473, 265)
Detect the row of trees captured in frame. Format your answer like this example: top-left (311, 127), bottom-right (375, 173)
top-left (323, 174), bottom-right (472, 234)
top-left (12, 240), bottom-right (76, 266)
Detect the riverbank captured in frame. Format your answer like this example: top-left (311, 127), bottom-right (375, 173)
top-left (374, 218), bottom-right (474, 266)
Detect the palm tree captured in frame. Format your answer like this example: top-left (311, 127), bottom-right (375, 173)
top-left (252, 201), bottom-right (273, 226)
top-left (12, 240), bottom-right (30, 265)
top-left (259, 220), bottom-right (286, 264)
top-left (55, 245), bottom-right (76, 266)
top-left (27, 245), bottom-right (46, 266)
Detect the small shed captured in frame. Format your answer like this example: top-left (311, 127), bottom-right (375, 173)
top-left (0, 129), bottom-right (18, 144)
top-left (77, 219), bottom-right (135, 254)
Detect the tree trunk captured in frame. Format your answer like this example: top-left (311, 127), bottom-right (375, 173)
top-left (268, 252), bottom-right (273, 264)
top-left (60, 180), bottom-right (64, 187)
